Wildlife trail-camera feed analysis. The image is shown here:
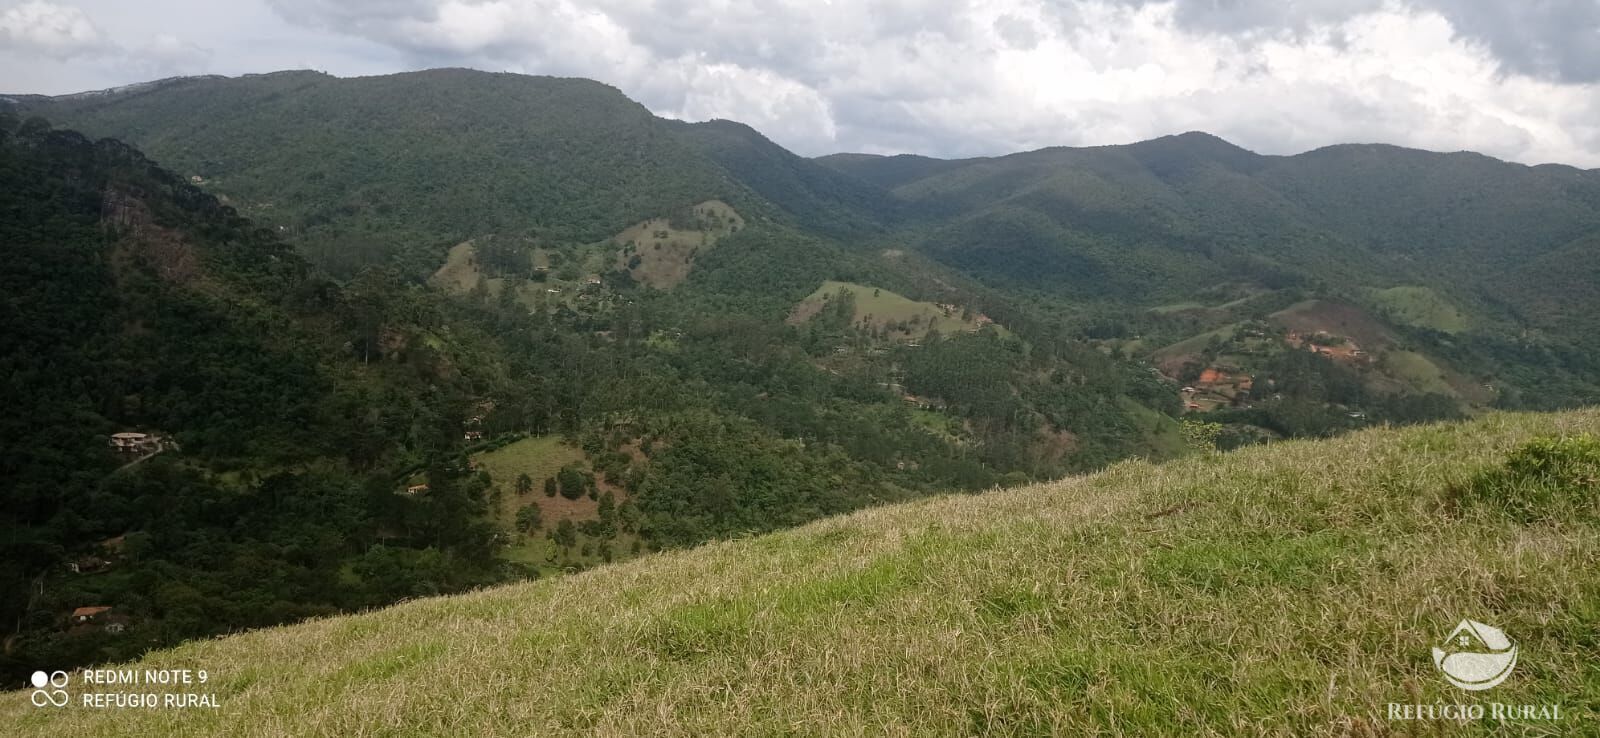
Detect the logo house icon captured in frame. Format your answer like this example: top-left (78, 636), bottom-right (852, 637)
top-left (29, 670), bottom-right (70, 707)
top-left (1432, 620), bottom-right (1517, 691)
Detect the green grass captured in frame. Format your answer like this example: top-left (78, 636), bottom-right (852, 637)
top-left (472, 435), bottom-right (586, 564)
top-left (1120, 396), bottom-right (1189, 458)
top-left (1149, 323), bottom-right (1238, 362)
top-left (8, 410), bottom-right (1600, 735)
top-left (475, 436), bottom-right (584, 495)
top-left (794, 280), bottom-right (995, 339)
top-left (1369, 286), bottom-right (1470, 333)
top-left (1382, 350), bottom-right (1459, 397)
top-left (611, 199), bottom-right (743, 288)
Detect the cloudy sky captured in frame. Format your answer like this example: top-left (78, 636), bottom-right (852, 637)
top-left (2, 0), bottom-right (1598, 166)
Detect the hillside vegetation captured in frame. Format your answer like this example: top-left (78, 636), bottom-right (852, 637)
top-left (7, 410), bottom-right (1598, 736)
top-left (9, 70), bottom-right (743, 275)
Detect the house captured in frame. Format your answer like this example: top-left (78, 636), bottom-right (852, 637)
top-left (1186, 402), bottom-right (1202, 410)
top-left (464, 430), bottom-right (484, 441)
top-left (585, 276), bottom-right (602, 285)
top-left (68, 556), bottom-right (111, 574)
top-left (1181, 386), bottom-right (1197, 394)
top-left (72, 606), bottom-right (112, 624)
top-left (109, 432), bottom-right (156, 453)
top-left (189, 175), bottom-right (204, 184)
top-left (404, 484), bottom-right (429, 496)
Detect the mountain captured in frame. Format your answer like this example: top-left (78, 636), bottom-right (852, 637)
top-left (818, 131), bottom-right (1600, 412)
top-left (6, 409), bottom-right (1596, 734)
top-left (837, 133), bottom-right (1600, 309)
top-left (0, 109), bottom-right (1195, 685)
top-left (7, 70), bottom-right (746, 276)
top-left (815, 151), bottom-right (972, 190)
top-left (669, 119), bottom-right (899, 238)
top-left (0, 114), bottom-right (539, 681)
top-left (7, 70), bottom-right (899, 277)
top-left (7, 69), bottom-right (1600, 686)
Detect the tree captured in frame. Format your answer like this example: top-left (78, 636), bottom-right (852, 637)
top-left (515, 473), bottom-right (534, 495)
top-left (515, 504), bottom-right (542, 532)
top-left (543, 477), bottom-right (557, 497)
top-left (557, 465), bottom-right (588, 500)
top-left (552, 519), bottom-right (577, 548)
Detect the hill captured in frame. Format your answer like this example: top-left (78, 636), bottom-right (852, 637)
top-left (6, 410), bottom-right (1597, 735)
top-left (7, 71), bottom-right (900, 277)
top-left (6, 70), bottom-right (743, 276)
top-left (13, 70), bottom-right (1600, 417)
top-left (2, 116), bottom-right (1217, 685)
top-left (0, 114), bottom-right (527, 683)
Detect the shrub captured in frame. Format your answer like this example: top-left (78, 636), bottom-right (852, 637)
top-left (1460, 435), bottom-right (1600, 522)
top-left (515, 504), bottom-right (543, 532)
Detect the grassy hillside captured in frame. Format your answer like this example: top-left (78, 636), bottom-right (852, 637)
top-left (9, 410), bottom-right (1598, 736)
top-left (790, 280), bottom-right (994, 340)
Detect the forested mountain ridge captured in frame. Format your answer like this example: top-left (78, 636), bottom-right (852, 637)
top-left (819, 131), bottom-right (1600, 416)
top-left (0, 114), bottom-right (528, 683)
top-left (7, 70), bottom-right (755, 276)
top-left (822, 132), bottom-right (1600, 317)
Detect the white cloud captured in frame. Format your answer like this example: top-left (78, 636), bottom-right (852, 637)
top-left (245, 0), bottom-right (1600, 166)
top-left (0, 1), bottom-right (107, 58)
top-left (5, 0), bottom-right (1599, 167)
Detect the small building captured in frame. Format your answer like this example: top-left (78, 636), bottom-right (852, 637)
top-left (109, 432), bottom-right (154, 453)
top-left (69, 556), bottom-right (111, 574)
top-left (404, 484), bottom-right (429, 496)
top-left (464, 430), bottom-right (484, 441)
top-left (72, 606), bottom-right (113, 624)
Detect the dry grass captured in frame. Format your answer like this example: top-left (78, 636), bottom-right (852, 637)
top-left (6, 410), bottom-right (1599, 736)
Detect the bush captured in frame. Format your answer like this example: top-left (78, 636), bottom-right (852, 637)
top-left (1460, 435), bottom-right (1600, 522)
top-left (515, 504), bottom-right (543, 532)
top-left (557, 465), bottom-right (591, 500)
